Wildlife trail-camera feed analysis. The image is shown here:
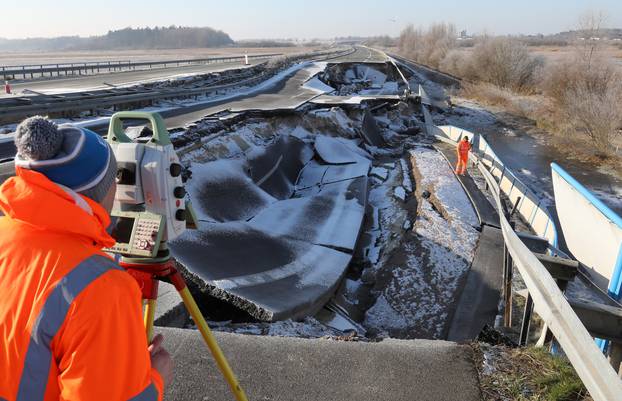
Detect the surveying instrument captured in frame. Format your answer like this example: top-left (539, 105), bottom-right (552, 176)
top-left (105, 111), bottom-right (248, 401)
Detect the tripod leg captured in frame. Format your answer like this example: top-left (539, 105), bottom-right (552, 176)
top-left (178, 287), bottom-right (249, 401)
top-left (144, 299), bottom-right (157, 342)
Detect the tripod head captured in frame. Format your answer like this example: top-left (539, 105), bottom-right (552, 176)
top-left (104, 111), bottom-right (196, 263)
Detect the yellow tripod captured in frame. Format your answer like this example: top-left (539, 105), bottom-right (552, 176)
top-left (121, 257), bottom-right (248, 401)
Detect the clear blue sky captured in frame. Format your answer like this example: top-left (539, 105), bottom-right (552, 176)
top-left (2, 0), bottom-right (621, 40)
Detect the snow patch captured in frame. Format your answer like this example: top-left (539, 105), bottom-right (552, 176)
top-left (302, 76), bottom-right (335, 94)
top-left (370, 167), bottom-right (389, 181)
top-left (399, 158), bottom-right (413, 193)
top-left (393, 186), bottom-right (406, 202)
top-left (364, 295), bottom-right (408, 333)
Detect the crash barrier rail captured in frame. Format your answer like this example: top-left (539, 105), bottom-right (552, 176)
top-left (0, 68), bottom-right (264, 124)
top-left (423, 105), bottom-right (622, 399)
top-left (388, 52), bottom-right (463, 88)
top-left (422, 110), bottom-right (558, 248)
top-left (1, 47), bottom-right (352, 81)
top-left (0, 53), bottom-right (283, 80)
top-left (445, 125), bottom-right (558, 247)
top-left (479, 156), bottom-right (622, 401)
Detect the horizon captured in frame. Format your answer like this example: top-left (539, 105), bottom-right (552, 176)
top-left (2, 0), bottom-right (622, 41)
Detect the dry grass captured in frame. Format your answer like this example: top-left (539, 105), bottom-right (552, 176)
top-left (473, 343), bottom-right (592, 401)
top-left (446, 45), bottom-right (621, 158)
top-left (460, 82), bottom-right (546, 120)
top-left (458, 82), bottom-right (622, 172)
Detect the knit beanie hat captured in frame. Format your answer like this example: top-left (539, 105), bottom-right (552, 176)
top-left (14, 116), bottom-right (117, 203)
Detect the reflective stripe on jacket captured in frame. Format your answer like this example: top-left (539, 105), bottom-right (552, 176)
top-left (0, 167), bottom-right (163, 401)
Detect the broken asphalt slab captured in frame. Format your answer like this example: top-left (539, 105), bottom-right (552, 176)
top-left (169, 132), bottom-right (371, 321)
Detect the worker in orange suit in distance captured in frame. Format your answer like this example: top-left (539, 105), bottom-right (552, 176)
top-left (455, 136), bottom-right (472, 176)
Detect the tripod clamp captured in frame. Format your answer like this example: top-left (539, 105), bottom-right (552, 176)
top-left (120, 258), bottom-right (185, 300)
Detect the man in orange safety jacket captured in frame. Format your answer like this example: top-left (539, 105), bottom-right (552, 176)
top-left (455, 136), bottom-right (472, 176)
top-left (0, 116), bottom-right (173, 401)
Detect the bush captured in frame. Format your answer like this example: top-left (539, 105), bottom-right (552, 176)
top-left (544, 57), bottom-right (622, 154)
top-left (467, 38), bottom-right (543, 92)
top-left (398, 23), bottom-right (457, 69)
top-left (438, 49), bottom-right (468, 76)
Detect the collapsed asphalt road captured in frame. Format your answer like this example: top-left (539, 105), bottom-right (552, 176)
top-left (171, 130), bottom-right (378, 321)
top-left (1, 48), bottom-right (483, 341)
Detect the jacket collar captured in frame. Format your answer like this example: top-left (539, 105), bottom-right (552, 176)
top-left (0, 167), bottom-right (116, 248)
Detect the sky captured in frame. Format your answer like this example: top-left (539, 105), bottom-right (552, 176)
top-left (1, 0), bottom-right (621, 40)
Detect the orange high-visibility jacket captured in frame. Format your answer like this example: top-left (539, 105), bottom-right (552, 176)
top-left (457, 140), bottom-right (471, 159)
top-left (0, 168), bottom-right (163, 401)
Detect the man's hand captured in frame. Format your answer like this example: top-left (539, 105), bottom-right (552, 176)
top-left (149, 334), bottom-right (173, 388)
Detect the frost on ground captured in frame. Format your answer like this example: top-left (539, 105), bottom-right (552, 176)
top-left (437, 98), bottom-right (498, 133)
top-left (411, 147), bottom-right (479, 228)
top-left (363, 146), bottom-right (479, 339)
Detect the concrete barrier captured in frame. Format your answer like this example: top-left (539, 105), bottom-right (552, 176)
top-left (552, 163), bottom-right (622, 298)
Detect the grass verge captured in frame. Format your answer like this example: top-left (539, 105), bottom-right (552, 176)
top-left (473, 342), bottom-right (592, 401)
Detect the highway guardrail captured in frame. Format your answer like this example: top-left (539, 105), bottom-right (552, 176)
top-left (423, 103), bottom-right (622, 400)
top-left (0, 53), bottom-right (282, 80)
top-left (478, 151), bottom-right (622, 401)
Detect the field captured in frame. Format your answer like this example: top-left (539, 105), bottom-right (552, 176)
top-left (0, 46), bottom-right (321, 66)
top-left (386, 43), bottom-right (622, 67)
top-left (450, 44), bottom-right (622, 66)
top-left (529, 44), bottom-right (622, 64)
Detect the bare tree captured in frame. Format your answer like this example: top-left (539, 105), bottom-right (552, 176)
top-left (575, 10), bottom-right (607, 68)
top-left (471, 37), bottom-right (543, 92)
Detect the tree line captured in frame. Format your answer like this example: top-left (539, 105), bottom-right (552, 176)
top-left (0, 26), bottom-right (234, 52)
